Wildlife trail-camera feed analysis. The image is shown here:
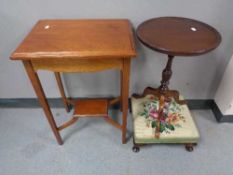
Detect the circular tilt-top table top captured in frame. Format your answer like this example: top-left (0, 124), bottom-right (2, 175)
top-left (136, 17), bottom-right (221, 56)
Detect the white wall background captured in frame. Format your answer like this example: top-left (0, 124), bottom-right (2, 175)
top-left (1, 0), bottom-right (233, 99)
top-left (215, 55), bottom-right (233, 115)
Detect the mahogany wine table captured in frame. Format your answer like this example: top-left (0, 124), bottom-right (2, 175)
top-left (135, 17), bottom-right (221, 103)
top-left (11, 19), bottom-right (136, 145)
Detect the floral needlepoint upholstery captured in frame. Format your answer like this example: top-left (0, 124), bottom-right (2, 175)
top-left (131, 95), bottom-right (200, 144)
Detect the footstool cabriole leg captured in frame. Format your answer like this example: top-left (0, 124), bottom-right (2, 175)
top-left (132, 138), bottom-right (140, 153)
top-left (185, 143), bottom-right (194, 152)
top-left (132, 144), bottom-right (140, 153)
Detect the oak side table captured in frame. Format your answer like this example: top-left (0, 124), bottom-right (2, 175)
top-left (136, 17), bottom-right (221, 102)
top-left (11, 19), bottom-right (136, 145)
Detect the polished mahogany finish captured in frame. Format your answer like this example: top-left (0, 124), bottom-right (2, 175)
top-left (135, 17), bottom-right (221, 105)
top-left (159, 55), bottom-right (174, 91)
top-left (137, 17), bottom-right (221, 56)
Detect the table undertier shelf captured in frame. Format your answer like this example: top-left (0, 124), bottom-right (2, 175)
top-left (73, 99), bottom-right (108, 117)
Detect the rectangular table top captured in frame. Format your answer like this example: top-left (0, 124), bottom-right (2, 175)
top-left (11, 19), bottom-right (136, 60)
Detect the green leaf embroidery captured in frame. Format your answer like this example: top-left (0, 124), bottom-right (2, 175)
top-left (151, 121), bottom-right (156, 128)
top-left (166, 124), bottom-right (175, 131)
top-left (160, 123), bottom-right (166, 132)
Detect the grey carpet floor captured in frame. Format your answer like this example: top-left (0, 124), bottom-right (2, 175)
top-left (0, 108), bottom-right (233, 175)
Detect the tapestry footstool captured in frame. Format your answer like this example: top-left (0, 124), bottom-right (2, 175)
top-left (131, 94), bottom-right (200, 152)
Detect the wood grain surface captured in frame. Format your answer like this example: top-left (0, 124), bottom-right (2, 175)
top-left (11, 19), bottom-right (136, 60)
top-left (137, 17), bottom-right (221, 56)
